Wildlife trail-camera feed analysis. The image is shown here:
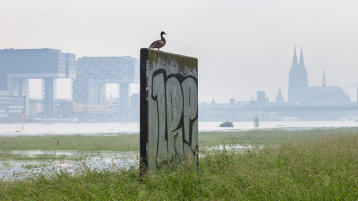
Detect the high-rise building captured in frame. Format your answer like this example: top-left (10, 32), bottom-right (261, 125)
top-left (256, 91), bottom-right (268, 105)
top-left (73, 56), bottom-right (136, 120)
top-left (0, 48), bottom-right (76, 117)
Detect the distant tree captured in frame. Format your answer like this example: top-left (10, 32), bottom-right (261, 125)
top-left (220, 121), bottom-right (234, 127)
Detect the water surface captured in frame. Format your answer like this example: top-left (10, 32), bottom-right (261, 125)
top-left (1, 121), bottom-right (358, 136)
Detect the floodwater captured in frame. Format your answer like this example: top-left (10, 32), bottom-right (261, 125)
top-left (1, 120), bottom-right (358, 180)
top-left (0, 150), bottom-right (138, 180)
top-left (1, 120), bottom-right (358, 136)
top-left (0, 145), bottom-right (256, 180)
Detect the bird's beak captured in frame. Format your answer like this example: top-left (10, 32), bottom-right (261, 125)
top-left (165, 33), bottom-right (168, 35)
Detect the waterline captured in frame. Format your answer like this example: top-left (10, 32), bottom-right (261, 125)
top-left (1, 120), bottom-right (358, 136)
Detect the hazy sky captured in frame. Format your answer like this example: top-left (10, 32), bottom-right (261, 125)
top-left (1, 0), bottom-right (358, 102)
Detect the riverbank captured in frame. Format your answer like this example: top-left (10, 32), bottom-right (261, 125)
top-left (0, 128), bottom-right (357, 153)
top-left (1, 132), bottom-right (358, 200)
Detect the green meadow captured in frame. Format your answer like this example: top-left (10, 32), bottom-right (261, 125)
top-left (1, 129), bottom-right (358, 200)
top-left (0, 128), bottom-right (357, 152)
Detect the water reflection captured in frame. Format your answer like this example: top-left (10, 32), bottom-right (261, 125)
top-left (0, 150), bottom-right (138, 180)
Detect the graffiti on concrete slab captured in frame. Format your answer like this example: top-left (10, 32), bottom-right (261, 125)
top-left (140, 49), bottom-right (198, 171)
top-left (150, 69), bottom-right (198, 168)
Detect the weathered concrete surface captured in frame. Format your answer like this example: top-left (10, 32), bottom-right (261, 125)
top-left (140, 49), bottom-right (198, 171)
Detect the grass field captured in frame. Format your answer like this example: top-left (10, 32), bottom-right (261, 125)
top-left (0, 128), bottom-right (358, 152)
top-left (0, 151), bottom-right (75, 161)
top-left (1, 131), bottom-right (358, 200)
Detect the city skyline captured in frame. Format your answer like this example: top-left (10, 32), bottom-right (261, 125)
top-left (20, 46), bottom-right (355, 104)
top-left (1, 0), bottom-right (358, 102)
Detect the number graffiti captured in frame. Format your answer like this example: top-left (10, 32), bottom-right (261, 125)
top-left (148, 69), bottom-right (198, 168)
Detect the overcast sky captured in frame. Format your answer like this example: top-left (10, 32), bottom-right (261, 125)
top-left (1, 0), bottom-right (358, 102)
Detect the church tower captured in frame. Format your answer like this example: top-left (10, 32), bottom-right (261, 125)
top-left (298, 46), bottom-right (308, 88)
top-left (288, 46), bottom-right (309, 103)
top-left (276, 88), bottom-right (284, 103)
top-left (288, 47), bottom-right (300, 102)
top-left (322, 68), bottom-right (326, 87)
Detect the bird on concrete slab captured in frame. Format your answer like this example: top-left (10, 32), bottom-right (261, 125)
top-left (149, 31), bottom-right (167, 51)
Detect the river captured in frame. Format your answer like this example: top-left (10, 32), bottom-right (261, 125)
top-left (1, 120), bottom-right (358, 136)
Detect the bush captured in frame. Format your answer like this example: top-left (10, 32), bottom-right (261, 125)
top-left (219, 121), bottom-right (234, 127)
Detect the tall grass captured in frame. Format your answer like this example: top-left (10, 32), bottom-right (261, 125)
top-left (1, 134), bottom-right (358, 200)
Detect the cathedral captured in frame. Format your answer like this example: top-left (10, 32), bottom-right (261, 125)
top-left (287, 47), bottom-right (350, 106)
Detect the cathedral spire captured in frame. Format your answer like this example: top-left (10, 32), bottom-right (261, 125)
top-left (288, 45), bottom-right (308, 103)
top-left (299, 46), bottom-right (305, 69)
top-left (276, 88), bottom-right (284, 103)
top-left (322, 68), bottom-right (326, 87)
top-left (291, 45), bottom-right (298, 69)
